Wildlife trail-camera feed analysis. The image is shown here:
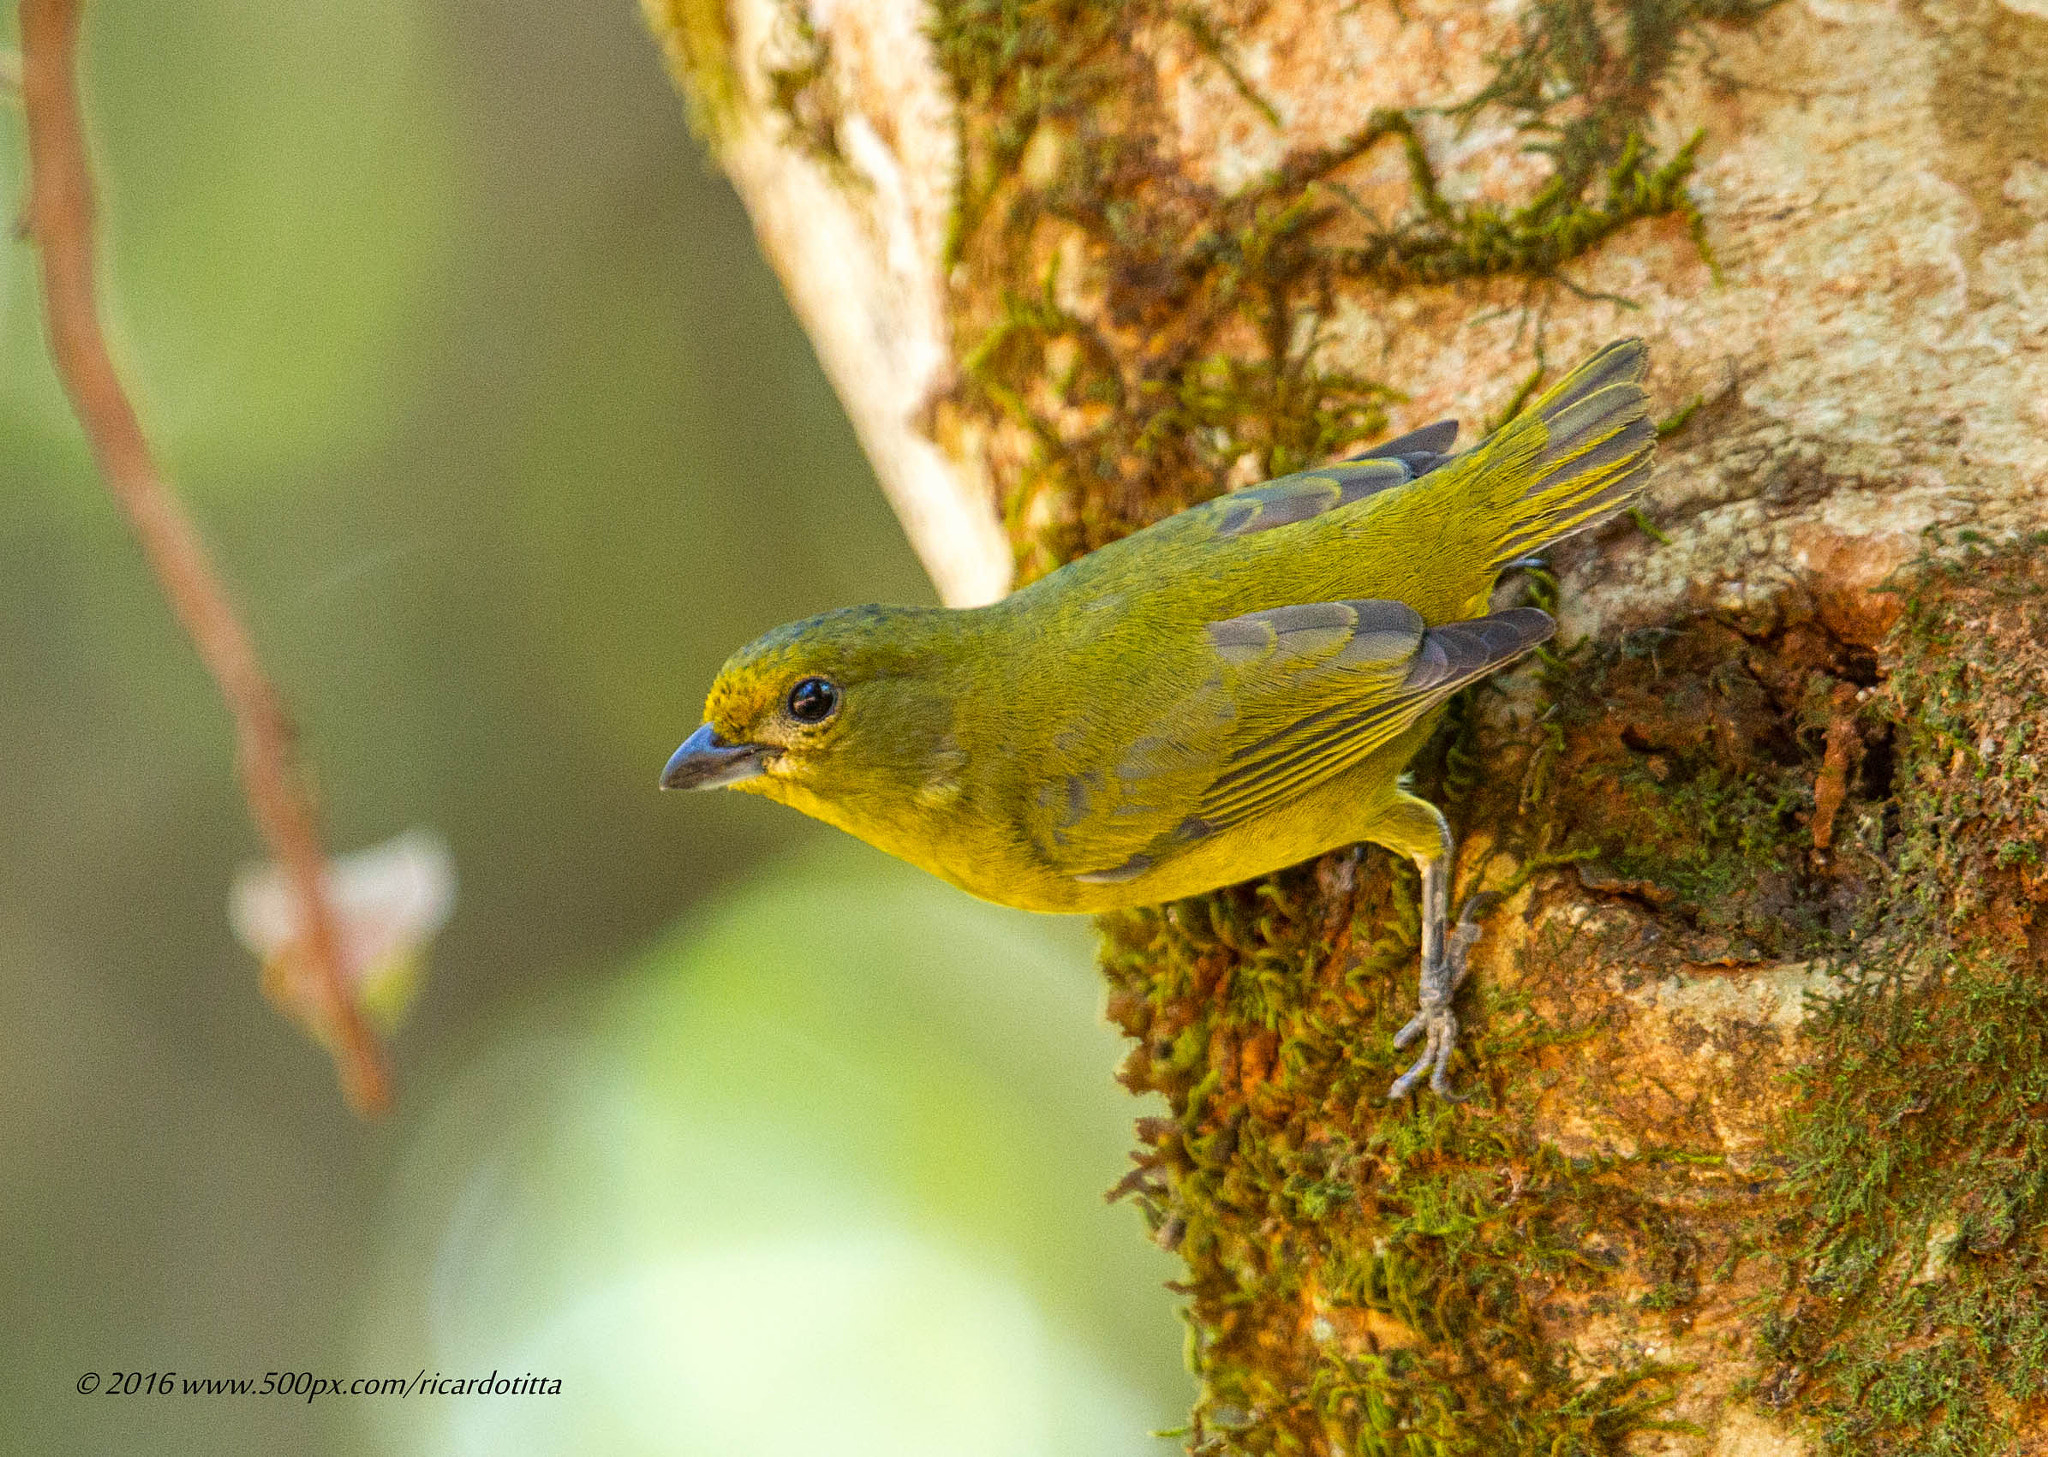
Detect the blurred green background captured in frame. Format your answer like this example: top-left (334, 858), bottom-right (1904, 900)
top-left (0, 3), bottom-right (1187, 1453)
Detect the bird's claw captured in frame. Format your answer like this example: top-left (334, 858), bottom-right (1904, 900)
top-left (1385, 894), bottom-right (1491, 1101)
top-left (1387, 1000), bottom-right (1466, 1101)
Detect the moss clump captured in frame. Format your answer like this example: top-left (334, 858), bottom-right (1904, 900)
top-left (1442, 0), bottom-right (1781, 280)
top-left (1761, 542), bottom-right (2048, 1457)
top-left (1534, 594), bottom-right (1891, 962)
top-left (927, 0), bottom-right (1140, 268)
top-left (640, 0), bottom-right (743, 148)
top-left (760, 0), bottom-right (851, 174)
top-left (927, 0), bottom-right (1775, 580)
top-left (1099, 863), bottom-right (1700, 1455)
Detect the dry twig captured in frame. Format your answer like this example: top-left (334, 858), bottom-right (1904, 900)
top-left (16, 0), bottom-right (391, 1114)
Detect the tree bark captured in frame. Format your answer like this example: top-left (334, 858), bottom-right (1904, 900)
top-left (643, 0), bottom-right (2048, 1451)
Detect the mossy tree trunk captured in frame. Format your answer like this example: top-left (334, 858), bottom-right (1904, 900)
top-left (642, 0), bottom-right (2048, 1450)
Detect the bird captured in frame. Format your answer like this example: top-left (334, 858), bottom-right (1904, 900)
top-left (662, 339), bottom-right (1657, 1098)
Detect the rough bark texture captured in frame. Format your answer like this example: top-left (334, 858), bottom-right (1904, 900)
top-left (642, 0), bottom-right (2048, 1451)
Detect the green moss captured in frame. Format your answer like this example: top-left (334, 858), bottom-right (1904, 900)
top-left (761, 0), bottom-right (851, 174)
top-left (1327, 116), bottom-right (1714, 289)
top-left (1100, 852), bottom-right (1708, 1453)
top-left (1610, 763), bottom-right (1799, 899)
top-left (1169, 6), bottom-right (1283, 131)
top-left (641, 0), bottom-right (743, 148)
top-left (927, 0), bottom-right (1774, 580)
top-left (926, 0), bottom-right (1136, 270)
top-left (1762, 544), bottom-right (2048, 1457)
top-left (1531, 599), bottom-right (1892, 960)
top-left (1089, 608), bottom-right (1785, 1453)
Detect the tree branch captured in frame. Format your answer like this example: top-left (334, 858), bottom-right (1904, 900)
top-left (16, 0), bottom-right (391, 1115)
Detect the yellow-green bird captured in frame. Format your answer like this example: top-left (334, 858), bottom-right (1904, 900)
top-left (663, 339), bottom-right (1656, 1097)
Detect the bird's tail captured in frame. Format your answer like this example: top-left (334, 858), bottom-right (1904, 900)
top-left (1468, 338), bottom-right (1657, 572)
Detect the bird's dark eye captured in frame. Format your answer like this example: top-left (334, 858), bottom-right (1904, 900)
top-left (786, 677), bottom-right (840, 724)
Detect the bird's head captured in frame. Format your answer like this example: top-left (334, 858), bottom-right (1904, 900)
top-left (661, 605), bottom-right (967, 826)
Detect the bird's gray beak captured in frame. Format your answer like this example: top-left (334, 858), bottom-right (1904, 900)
top-left (660, 722), bottom-right (770, 790)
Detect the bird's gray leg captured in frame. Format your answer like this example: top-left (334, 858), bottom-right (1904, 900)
top-left (1385, 800), bottom-right (1484, 1100)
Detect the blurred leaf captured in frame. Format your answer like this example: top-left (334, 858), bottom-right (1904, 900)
top-left (231, 827), bottom-right (456, 1038)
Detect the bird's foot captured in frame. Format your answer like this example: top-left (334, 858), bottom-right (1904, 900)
top-left (1387, 997), bottom-right (1463, 1101)
top-left (1386, 895), bottom-right (1492, 1101)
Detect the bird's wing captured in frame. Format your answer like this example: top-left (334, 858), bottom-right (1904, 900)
top-left (1342, 418), bottom-right (1460, 477)
top-left (1037, 602), bottom-right (1552, 884)
top-left (1188, 605), bottom-right (1553, 834)
top-left (1192, 459), bottom-right (1413, 540)
top-left (1172, 419), bottom-right (1459, 541)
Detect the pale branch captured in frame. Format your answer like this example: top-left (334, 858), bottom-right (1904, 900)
top-left (16, 0), bottom-right (391, 1114)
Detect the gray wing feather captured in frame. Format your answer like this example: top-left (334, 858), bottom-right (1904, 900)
top-left (1347, 418), bottom-right (1459, 477)
top-left (1401, 607), bottom-right (1556, 693)
top-left (1206, 599), bottom-right (1423, 666)
top-left (1530, 339), bottom-right (1646, 435)
top-left (1202, 420), bottom-right (1465, 543)
top-left (1212, 461), bottom-right (1412, 539)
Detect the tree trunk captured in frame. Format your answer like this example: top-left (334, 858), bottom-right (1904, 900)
top-left (642, 0), bottom-right (2048, 1451)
